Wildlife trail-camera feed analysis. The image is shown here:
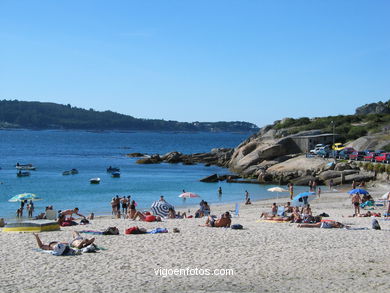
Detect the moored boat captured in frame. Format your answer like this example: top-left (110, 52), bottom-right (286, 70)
top-left (90, 177), bottom-right (101, 184)
top-left (107, 166), bottom-right (120, 173)
top-left (15, 163), bottom-right (36, 170)
top-left (17, 171), bottom-right (30, 177)
top-left (63, 168), bottom-right (79, 175)
top-left (111, 171), bottom-right (120, 178)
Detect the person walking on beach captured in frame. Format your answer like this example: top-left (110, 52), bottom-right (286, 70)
top-left (352, 193), bottom-right (362, 216)
top-left (288, 183), bottom-right (294, 200)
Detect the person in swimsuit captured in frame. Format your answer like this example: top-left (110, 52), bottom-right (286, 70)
top-left (121, 196), bottom-right (128, 215)
top-left (33, 232), bottom-right (95, 251)
top-left (351, 193), bottom-right (361, 216)
top-left (201, 212), bottom-right (231, 227)
top-left (271, 203), bottom-right (278, 216)
top-left (298, 221), bottom-right (345, 228)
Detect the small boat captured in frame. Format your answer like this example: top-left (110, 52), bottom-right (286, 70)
top-left (111, 171), bottom-right (120, 178)
top-left (63, 169), bottom-right (79, 175)
top-left (107, 166), bottom-right (120, 173)
top-left (15, 163), bottom-right (36, 171)
top-left (90, 177), bottom-right (101, 184)
top-left (17, 171), bottom-right (30, 177)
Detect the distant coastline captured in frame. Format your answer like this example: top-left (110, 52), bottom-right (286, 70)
top-left (0, 100), bottom-right (259, 133)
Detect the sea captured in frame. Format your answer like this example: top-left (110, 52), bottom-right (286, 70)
top-left (0, 129), bottom-right (307, 219)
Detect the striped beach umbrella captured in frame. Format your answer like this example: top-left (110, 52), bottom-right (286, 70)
top-left (151, 201), bottom-right (174, 217)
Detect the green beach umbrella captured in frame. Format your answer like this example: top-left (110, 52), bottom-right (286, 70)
top-left (8, 193), bottom-right (42, 202)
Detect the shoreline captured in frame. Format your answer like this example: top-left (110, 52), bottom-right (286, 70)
top-left (1, 182), bottom-right (390, 292)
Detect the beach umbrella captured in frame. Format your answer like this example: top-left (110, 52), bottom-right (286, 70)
top-left (291, 192), bottom-right (316, 207)
top-left (267, 187), bottom-right (288, 200)
top-left (151, 201), bottom-right (174, 217)
top-left (178, 192), bottom-right (200, 198)
top-left (8, 193), bottom-right (42, 202)
top-left (348, 189), bottom-right (369, 195)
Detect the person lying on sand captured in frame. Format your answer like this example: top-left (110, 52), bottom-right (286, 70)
top-left (346, 211), bottom-right (381, 217)
top-left (200, 212), bottom-right (231, 227)
top-left (260, 214), bottom-right (292, 221)
top-left (298, 221), bottom-right (347, 229)
top-left (167, 208), bottom-right (187, 219)
top-left (33, 232), bottom-right (95, 251)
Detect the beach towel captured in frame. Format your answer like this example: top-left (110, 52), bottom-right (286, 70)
top-left (256, 219), bottom-right (290, 223)
top-left (79, 230), bottom-right (105, 235)
top-left (147, 228), bottom-right (168, 234)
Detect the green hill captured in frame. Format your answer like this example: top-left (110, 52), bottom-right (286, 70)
top-left (0, 100), bottom-right (259, 132)
top-left (272, 99), bottom-right (390, 144)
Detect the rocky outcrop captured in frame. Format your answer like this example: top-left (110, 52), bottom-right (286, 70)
top-left (135, 148), bottom-right (234, 167)
top-left (355, 101), bottom-right (390, 115)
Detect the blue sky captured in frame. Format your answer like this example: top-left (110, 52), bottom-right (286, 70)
top-left (0, 0), bottom-right (389, 127)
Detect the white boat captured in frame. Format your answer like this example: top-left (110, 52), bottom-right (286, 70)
top-left (90, 177), bottom-right (101, 184)
top-left (15, 163), bottom-right (36, 171)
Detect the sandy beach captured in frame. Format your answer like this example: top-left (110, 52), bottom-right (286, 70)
top-left (1, 184), bottom-right (390, 293)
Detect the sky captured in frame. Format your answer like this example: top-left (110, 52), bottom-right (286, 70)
top-left (0, 0), bottom-right (389, 127)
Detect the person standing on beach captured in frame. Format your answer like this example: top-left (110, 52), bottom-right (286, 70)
top-left (352, 193), bottom-right (361, 216)
top-left (352, 180), bottom-right (357, 190)
top-left (318, 187), bottom-right (321, 198)
top-left (308, 180), bottom-right (313, 192)
top-left (27, 200), bottom-right (34, 218)
top-left (289, 183), bottom-right (294, 200)
top-left (121, 196), bottom-right (128, 215)
top-left (329, 179), bottom-right (334, 191)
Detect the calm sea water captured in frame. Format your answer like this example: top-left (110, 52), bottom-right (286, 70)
top-left (0, 130), bottom-right (306, 219)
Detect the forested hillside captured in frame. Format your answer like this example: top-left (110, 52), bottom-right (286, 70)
top-left (0, 100), bottom-right (259, 132)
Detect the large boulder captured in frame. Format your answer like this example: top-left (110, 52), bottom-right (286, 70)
top-left (161, 152), bottom-right (183, 163)
top-left (266, 155), bottom-right (332, 176)
top-left (200, 174), bottom-right (219, 183)
top-left (318, 170), bottom-right (359, 181)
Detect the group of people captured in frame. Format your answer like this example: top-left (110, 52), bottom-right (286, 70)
top-left (16, 199), bottom-right (34, 218)
top-left (110, 195), bottom-right (132, 218)
top-left (260, 202), bottom-right (314, 223)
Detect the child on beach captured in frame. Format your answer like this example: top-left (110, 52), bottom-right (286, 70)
top-left (271, 203), bottom-right (278, 216)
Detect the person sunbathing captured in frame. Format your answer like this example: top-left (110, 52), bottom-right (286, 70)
top-left (298, 221), bottom-right (346, 228)
top-left (127, 204), bottom-right (147, 220)
top-left (167, 208), bottom-right (187, 219)
top-left (284, 202), bottom-right (293, 213)
top-left (260, 213), bottom-right (292, 221)
top-left (347, 211), bottom-right (381, 217)
top-left (291, 207), bottom-right (302, 223)
top-left (33, 232), bottom-right (95, 251)
top-left (201, 212), bottom-right (231, 227)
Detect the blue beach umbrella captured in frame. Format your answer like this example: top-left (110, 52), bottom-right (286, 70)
top-left (8, 193), bottom-right (42, 202)
top-left (348, 189), bottom-right (369, 195)
top-left (291, 192), bottom-right (316, 207)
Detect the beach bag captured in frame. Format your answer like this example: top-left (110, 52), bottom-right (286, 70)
top-left (80, 218), bottom-right (89, 225)
top-left (231, 224), bottom-right (243, 230)
top-left (103, 227), bottom-right (119, 235)
top-left (372, 219), bottom-right (381, 230)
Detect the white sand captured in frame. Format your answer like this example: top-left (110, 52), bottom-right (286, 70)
top-left (1, 184), bottom-right (390, 293)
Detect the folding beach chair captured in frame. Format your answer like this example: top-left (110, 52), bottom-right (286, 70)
top-left (230, 203), bottom-right (239, 217)
top-left (277, 206), bottom-right (285, 217)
